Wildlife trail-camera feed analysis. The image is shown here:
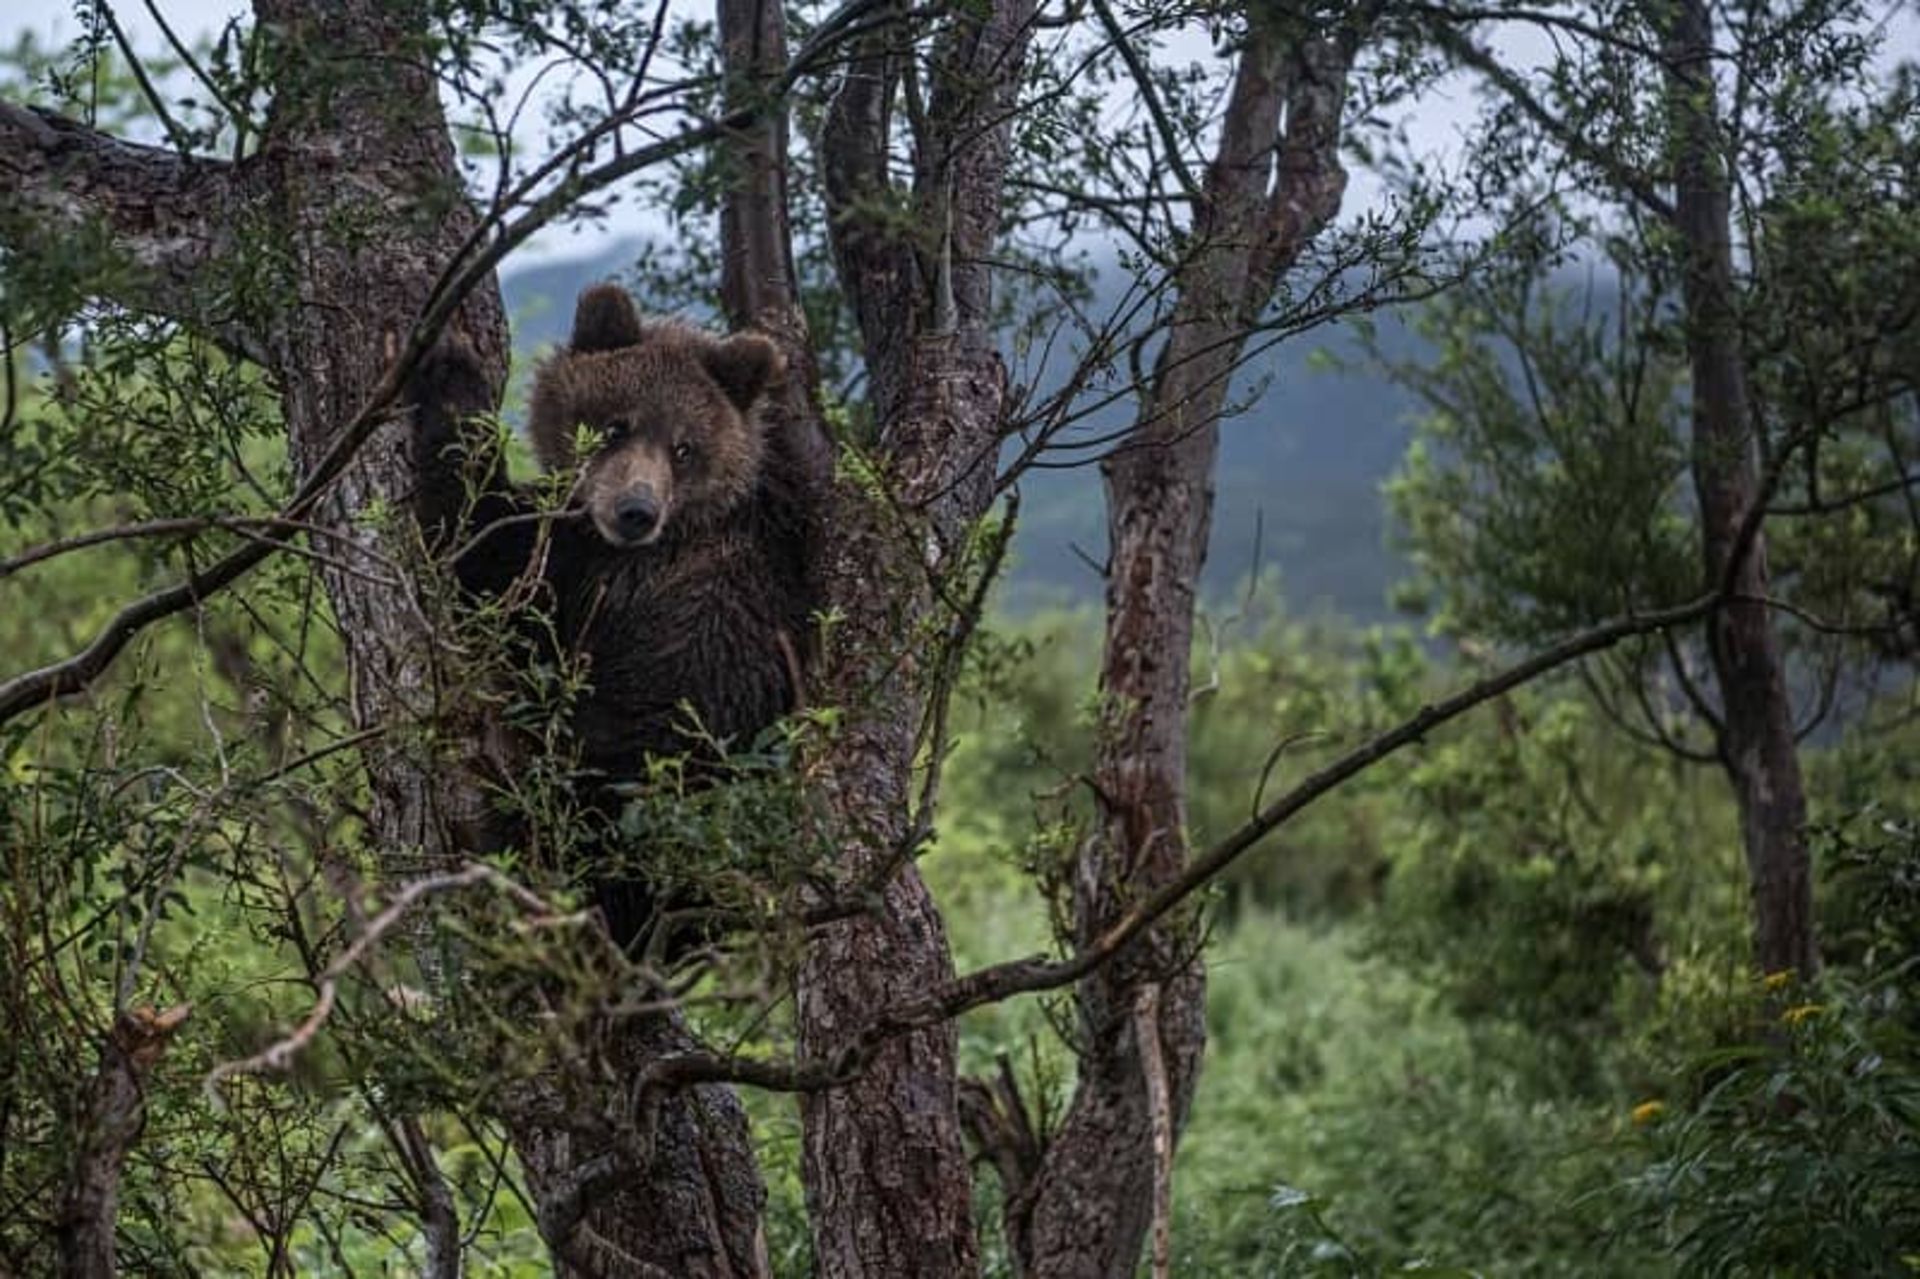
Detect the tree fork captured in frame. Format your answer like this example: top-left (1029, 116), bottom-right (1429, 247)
top-left (1011, 14), bottom-right (1367, 1276)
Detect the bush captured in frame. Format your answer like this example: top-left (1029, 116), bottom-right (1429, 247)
top-left (1625, 980), bottom-right (1920, 1277)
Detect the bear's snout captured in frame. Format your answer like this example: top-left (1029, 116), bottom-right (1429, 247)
top-left (614, 489), bottom-right (663, 543)
top-left (584, 441), bottom-right (675, 548)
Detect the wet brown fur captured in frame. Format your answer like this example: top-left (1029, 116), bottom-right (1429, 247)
top-left (408, 284), bottom-right (825, 948)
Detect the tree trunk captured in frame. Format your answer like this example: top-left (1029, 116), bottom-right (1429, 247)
top-left (796, 341), bottom-right (1006, 1278)
top-left (1008, 20), bottom-right (1361, 1278)
top-left (255, 3), bottom-right (771, 1266)
top-left (1659, 0), bottom-right (1817, 978)
top-left (507, 1016), bottom-right (769, 1278)
top-left (798, 2), bottom-right (1037, 1272)
top-left (0, 2), bottom-right (775, 1269)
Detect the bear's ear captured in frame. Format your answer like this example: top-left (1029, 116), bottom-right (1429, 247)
top-left (570, 284), bottom-right (646, 353)
top-left (702, 333), bottom-right (785, 411)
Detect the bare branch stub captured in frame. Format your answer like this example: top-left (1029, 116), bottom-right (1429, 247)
top-left (59, 1004), bottom-right (193, 1279)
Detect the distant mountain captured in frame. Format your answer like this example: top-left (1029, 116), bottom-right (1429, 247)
top-left (502, 243), bottom-right (1426, 623)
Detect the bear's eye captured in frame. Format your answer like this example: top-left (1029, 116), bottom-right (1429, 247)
top-left (671, 441), bottom-right (693, 464)
top-left (604, 418), bottom-right (633, 441)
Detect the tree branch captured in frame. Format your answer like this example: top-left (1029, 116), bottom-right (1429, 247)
top-left (0, 103), bottom-right (266, 360)
top-left (0, 514), bottom-right (390, 581)
top-left (1426, 21), bottom-right (1678, 224)
top-left (643, 591), bottom-right (1721, 1095)
top-left (718, 0), bottom-right (834, 488)
top-left (1088, 0), bottom-right (1202, 203)
top-left (821, 0), bottom-right (914, 410)
top-left (205, 863), bottom-right (561, 1096)
top-left (1244, 28), bottom-right (1357, 304)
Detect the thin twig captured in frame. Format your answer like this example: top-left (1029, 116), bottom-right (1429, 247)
top-left (205, 863), bottom-right (560, 1098)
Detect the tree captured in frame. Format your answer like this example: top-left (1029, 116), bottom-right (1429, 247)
top-left (1397, 0), bottom-right (1919, 980)
top-left (0, 2), bottom-right (1753, 1275)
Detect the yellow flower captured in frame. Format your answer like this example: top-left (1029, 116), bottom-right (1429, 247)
top-left (1782, 1003), bottom-right (1825, 1026)
top-left (1762, 970), bottom-right (1795, 992)
top-left (1631, 1100), bottom-right (1666, 1126)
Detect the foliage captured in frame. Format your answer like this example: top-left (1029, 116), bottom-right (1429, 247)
top-left (1378, 268), bottom-right (1699, 644)
top-left (931, 605), bottom-right (1920, 1278)
top-left (1626, 977), bottom-right (1920, 1278)
top-left (1624, 817), bottom-right (1920, 1279)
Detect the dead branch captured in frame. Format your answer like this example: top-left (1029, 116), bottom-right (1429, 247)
top-left (58, 1004), bottom-right (192, 1279)
top-left (958, 1052), bottom-right (1043, 1207)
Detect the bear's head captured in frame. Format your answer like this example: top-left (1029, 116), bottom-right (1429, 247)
top-left (529, 284), bottom-right (785, 548)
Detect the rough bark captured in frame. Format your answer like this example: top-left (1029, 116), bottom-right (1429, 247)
top-left (796, 350), bottom-right (1002, 1279)
top-left (0, 103), bottom-right (270, 363)
top-left (1659, 0), bottom-right (1817, 978)
top-left (2, 4), bottom-right (770, 1271)
top-left (508, 1016), bottom-right (769, 1279)
top-left (57, 1005), bottom-right (190, 1279)
top-left (798, 2), bottom-right (1037, 1274)
top-left (1005, 20), bottom-right (1360, 1278)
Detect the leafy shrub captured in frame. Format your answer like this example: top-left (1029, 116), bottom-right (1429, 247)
top-left (1625, 980), bottom-right (1920, 1277)
top-left (1623, 813), bottom-right (1920, 1277)
top-left (1369, 690), bottom-right (1742, 1094)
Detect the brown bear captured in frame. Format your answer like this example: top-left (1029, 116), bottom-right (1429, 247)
top-left (407, 284), bottom-right (828, 952)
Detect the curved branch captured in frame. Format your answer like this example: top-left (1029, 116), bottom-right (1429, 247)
top-left (1, 514), bottom-right (379, 580)
top-left (647, 591), bottom-right (1720, 1096)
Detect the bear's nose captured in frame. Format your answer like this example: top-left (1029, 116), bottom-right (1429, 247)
top-left (614, 492), bottom-right (661, 541)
